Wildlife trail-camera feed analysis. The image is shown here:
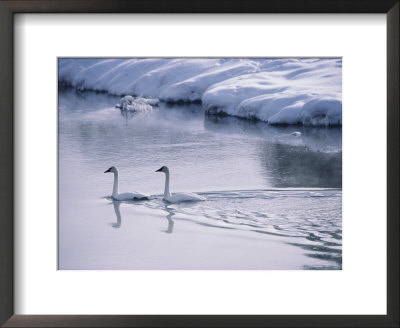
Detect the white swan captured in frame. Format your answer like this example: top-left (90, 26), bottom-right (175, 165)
top-left (104, 166), bottom-right (149, 200)
top-left (155, 166), bottom-right (206, 203)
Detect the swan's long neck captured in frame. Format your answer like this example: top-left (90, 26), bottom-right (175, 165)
top-left (112, 171), bottom-right (119, 197)
top-left (163, 171), bottom-right (171, 198)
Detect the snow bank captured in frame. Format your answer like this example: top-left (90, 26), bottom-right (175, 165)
top-left (59, 58), bottom-right (341, 126)
top-left (116, 95), bottom-right (158, 112)
top-left (202, 60), bottom-right (342, 126)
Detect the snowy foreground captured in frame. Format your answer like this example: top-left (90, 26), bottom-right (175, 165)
top-left (59, 58), bottom-right (342, 126)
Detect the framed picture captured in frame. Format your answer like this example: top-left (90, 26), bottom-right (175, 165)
top-left (1, 1), bottom-right (398, 327)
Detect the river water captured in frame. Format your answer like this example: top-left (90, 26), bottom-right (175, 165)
top-left (58, 90), bottom-right (342, 270)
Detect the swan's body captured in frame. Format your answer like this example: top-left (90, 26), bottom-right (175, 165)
top-left (112, 192), bottom-right (147, 201)
top-left (104, 166), bottom-right (149, 200)
top-left (162, 192), bottom-right (205, 203)
top-left (155, 166), bottom-right (206, 203)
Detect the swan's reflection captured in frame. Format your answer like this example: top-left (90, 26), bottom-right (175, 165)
top-left (111, 200), bottom-right (122, 228)
top-left (163, 205), bottom-right (175, 234)
top-left (109, 199), bottom-right (175, 233)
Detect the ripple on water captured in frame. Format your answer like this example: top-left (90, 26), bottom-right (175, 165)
top-left (137, 188), bottom-right (342, 269)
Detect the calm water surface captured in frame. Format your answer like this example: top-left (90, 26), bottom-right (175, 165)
top-left (58, 90), bottom-right (342, 270)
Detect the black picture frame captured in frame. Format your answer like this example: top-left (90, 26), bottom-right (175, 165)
top-left (0, 1), bottom-right (398, 327)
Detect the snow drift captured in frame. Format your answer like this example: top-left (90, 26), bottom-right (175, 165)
top-left (116, 95), bottom-right (158, 112)
top-left (59, 58), bottom-right (342, 126)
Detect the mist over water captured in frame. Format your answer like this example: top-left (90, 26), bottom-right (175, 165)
top-left (59, 90), bottom-right (342, 270)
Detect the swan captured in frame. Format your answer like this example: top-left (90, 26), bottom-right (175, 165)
top-left (155, 166), bottom-right (206, 203)
top-left (104, 166), bottom-right (149, 200)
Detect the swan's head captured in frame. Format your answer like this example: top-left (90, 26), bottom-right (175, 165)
top-left (155, 166), bottom-right (169, 174)
top-left (104, 166), bottom-right (118, 174)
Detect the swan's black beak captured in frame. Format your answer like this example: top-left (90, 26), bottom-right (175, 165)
top-left (104, 168), bottom-right (112, 173)
top-left (155, 167), bottom-right (162, 172)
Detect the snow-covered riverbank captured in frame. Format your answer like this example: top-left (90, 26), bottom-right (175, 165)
top-left (59, 58), bottom-right (342, 126)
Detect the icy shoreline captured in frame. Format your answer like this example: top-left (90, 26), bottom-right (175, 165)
top-left (59, 58), bottom-right (342, 126)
